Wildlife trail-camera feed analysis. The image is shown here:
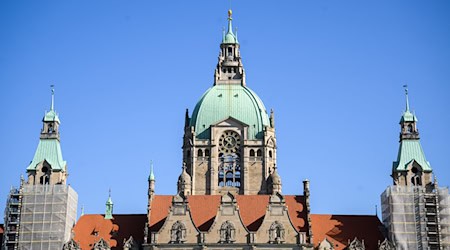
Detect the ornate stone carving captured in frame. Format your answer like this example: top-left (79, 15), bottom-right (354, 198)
top-left (318, 238), bottom-right (334, 250)
top-left (269, 221), bottom-right (285, 244)
top-left (93, 238), bottom-right (110, 250)
top-left (348, 237), bottom-right (365, 250)
top-left (123, 236), bottom-right (138, 250)
top-left (62, 238), bottom-right (80, 250)
top-left (378, 238), bottom-right (395, 250)
top-left (170, 221), bottom-right (186, 243)
top-left (219, 221), bottom-right (235, 243)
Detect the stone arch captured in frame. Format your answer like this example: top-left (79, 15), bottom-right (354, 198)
top-left (219, 220), bottom-right (235, 243)
top-left (170, 221), bottom-right (186, 243)
top-left (269, 221), bottom-right (285, 243)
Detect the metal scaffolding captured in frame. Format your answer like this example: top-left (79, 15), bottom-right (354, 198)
top-left (381, 185), bottom-right (450, 250)
top-left (3, 184), bottom-right (78, 250)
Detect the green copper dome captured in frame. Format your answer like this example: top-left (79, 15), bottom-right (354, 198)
top-left (190, 84), bottom-right (270, 139)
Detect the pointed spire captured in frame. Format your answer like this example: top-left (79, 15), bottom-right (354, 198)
top-left (227, 9), bottom-right (233, 33)
top-left (105, 189), bottom-right (113, 219)
top-left (50, 85), bottom-right (55, 111)
top-left (222, 9), bottom-right (238, 44)
top-left (270, 109), bottom-right (275, 128)
top-left (403, 84), bottom-right (409, 112)
top-left (149, 161), bottom-right (155, 181)
top-left (184, 109), bottom-right (190, 128)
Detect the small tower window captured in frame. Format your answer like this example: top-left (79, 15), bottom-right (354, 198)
top-left (48, 124), bottom-right (53, 133)
top-left (249, 149), bottom-right (255, 157)
top-left (228, 47), bottom-right (233, 57)
top-left (257, 149), bottom-right (262, 157)
top-left (407, 124), bottom-right (413, 133)
top-left (197, 149), bottom-right (203, 157)
top-left (205, 149), bottom-right (210, 157)
top-left (269, 150), bottom-right (273, 158)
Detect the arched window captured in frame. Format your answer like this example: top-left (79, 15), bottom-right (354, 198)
top-left (197, 149), bottom-right (203, 157)
top-left (257, 149), bottom-right (262, 157)
top-left (218, 154), bottom-right (241, 188)
top-left (407, 124), bottom-right (413, 133)
top-left (269, 150), bottom-right (273, 158)
top-left (249, 149), bottom-right (255, 157)
top-left (205, 149), bottom-right (210, 157)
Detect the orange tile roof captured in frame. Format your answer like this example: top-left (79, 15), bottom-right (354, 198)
top-left (148, 194), bottom-right (307, 232)
top-left (73, 214), bottom-right (146, 250)
top-left (311, 214), bottom-right (385, 250)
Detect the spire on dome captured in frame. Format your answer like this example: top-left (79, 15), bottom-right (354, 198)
top-left (222, 9), bottom-right (239, 44)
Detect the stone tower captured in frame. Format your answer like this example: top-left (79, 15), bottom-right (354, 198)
top-left (391, 86), bottom-right (432, 187)
top-left (2, 87), bottom-right (78, 250)
top-left (182, 10), bottom-right (278, 195)
top-left (381, 86), bottom-right (450, 249)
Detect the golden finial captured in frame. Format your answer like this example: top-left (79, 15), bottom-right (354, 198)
top-left (228, 9), bottom-right (232, 19)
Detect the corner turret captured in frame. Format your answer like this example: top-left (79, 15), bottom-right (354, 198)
top-left (177, 162), bottom-right (192, 196)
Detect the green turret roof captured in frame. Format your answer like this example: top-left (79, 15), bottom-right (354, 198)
top-left (222, 10), bottom-right (238, 44)
top-left (149, 162), bottom-right (155, 181)
top-left (27, 138), bottom-right (66, 171)
top-left (400, 110), bottom-right (417, 123)
top-left (393, 86), bottom-right (431, 172)
top-left (393, 140), bottom-right (432, 172)
top-left (105, 190), bottom-right (114, 219)
top-left (44, 110), bottom-right (60, 123)
top-left (189, 84), bottom-right (270, 139)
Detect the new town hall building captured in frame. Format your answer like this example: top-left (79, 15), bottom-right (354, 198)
top-left (2, 10), bottom-right (450, 250)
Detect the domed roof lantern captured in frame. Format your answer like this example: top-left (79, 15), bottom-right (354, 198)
top-left (222, 9), bottom-right (239, 44)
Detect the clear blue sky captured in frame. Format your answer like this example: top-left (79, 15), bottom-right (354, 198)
top-left (1, 1), bottom-right (449, 222)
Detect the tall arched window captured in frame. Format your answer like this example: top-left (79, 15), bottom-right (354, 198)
top-left (219, 154), bottom-right (241, 187)
top-left (250, 149), bottom-right (255, 157)
top-left (218, 131), bottom-right (241, 188)
top-left (197, 149), bottom-right (203, 157)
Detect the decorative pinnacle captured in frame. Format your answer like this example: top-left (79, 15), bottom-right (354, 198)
top-left (149, 161), bottom-right (155, 181)
top-left (50, 85), bottom-right (55, 111)
top-left (227, 10), bottom-right (233, 34)
top-left (403, 84), bottom-right (410, 112)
